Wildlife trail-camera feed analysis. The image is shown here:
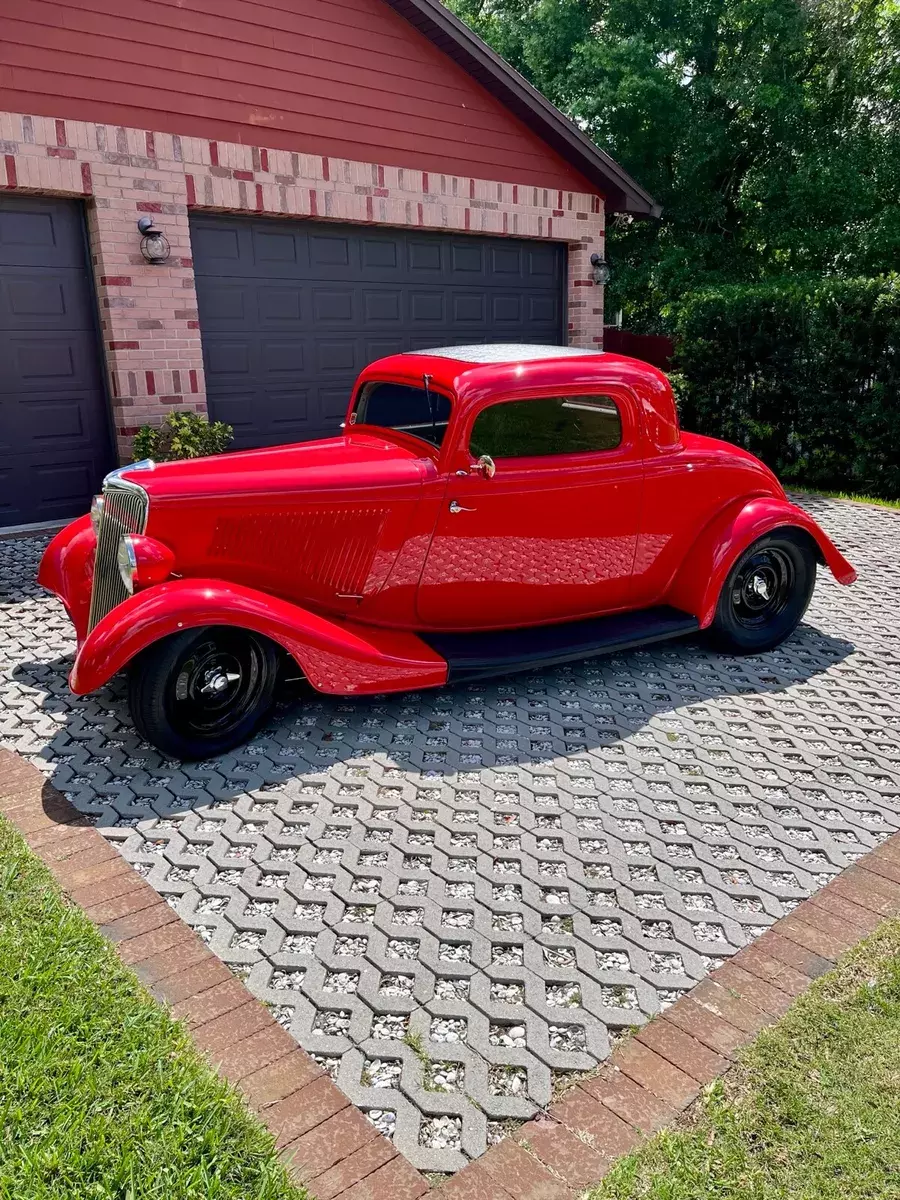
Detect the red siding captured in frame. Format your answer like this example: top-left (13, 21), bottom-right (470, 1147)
top-left (0, 0), bottom-right (594, 191)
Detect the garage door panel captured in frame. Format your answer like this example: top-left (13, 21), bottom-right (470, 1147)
top-left (1, 328), bottom-right (104, 392)
top-left (492, 294), bottom-right (523, 324)
top-left (203, 337), bottom-right (253, 380)
top-left (363, 337), bottom-right (407, 361)
top-left (491, 245), bottom-right (523, 275)
top-left (407, 239), bottom-right (444, 274)
top-left (257, 286), bottom-right (303, 324)
top-left (310, 233), bottom-right (353, 269)
top-left (193, 215), bottom-right (564, 447)
top-left (316, 340), bottom-right (358, 374)
top-left (363, 290), bottom-right (403, 323)
top-left (450, 242), bottom-right (484, 273)
top-left (362, 238), bottom-right (399, 271)
top-left (0, 389), bottom-right (103, 449)
top-left (209, 386), bottom-right (316, 449)
top-left (451, 294), bottom-right (485, 324)
top-left (268, 391), bottom-right (311, 434)
top-left (409, 291), bottom-right (446, 323)
top-left (312, 288), bottom-right (356, 324)
top-left (0, 448), bottom-right (109, 525)
top-left (195, 282), bottom-right (248, 325)
top-left (0, 197), bottom-right (112, 527)
top-left (253, 227), bottom-right (302, 266)
top-left (317, 385), bottom-right (355, 423)
top-left (528, 244), bottom-right (560, 277)
top-left (0, 198), bottom-right (88, 267)
top-left (203, 389), bottom-right (259, 439)
top-left (189, 222), bottom-right (244, 268)
top-left (529, 294), bottom-right (561, 324)
top-left (0, 272), bottom-right (95, 331)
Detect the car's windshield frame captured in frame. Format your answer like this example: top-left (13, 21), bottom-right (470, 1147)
top-left (350, 379), bottom-right (454, 450)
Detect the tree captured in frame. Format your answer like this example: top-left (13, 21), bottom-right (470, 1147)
top-left (448, 0), bottom-right (900, 330)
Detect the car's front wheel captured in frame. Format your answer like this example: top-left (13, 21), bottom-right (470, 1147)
top-left (708, 530), bottom-right (816, 654)
top-left (128, 627), bottom-right (279, 760)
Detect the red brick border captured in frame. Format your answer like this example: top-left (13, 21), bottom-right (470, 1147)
top-left (2, 744), bottom-right (900, 1199)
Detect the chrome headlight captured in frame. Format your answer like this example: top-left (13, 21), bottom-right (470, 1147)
top-left (117, 534), bottom-right (138, 594)
top-left (90, 494), bottom-right (104, 536)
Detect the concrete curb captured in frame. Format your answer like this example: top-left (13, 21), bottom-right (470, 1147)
top-left (3, 745), bottom-right (899, 1199)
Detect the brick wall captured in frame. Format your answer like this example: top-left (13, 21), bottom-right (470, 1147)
top-left (0, 109), bottom-right (606, 460)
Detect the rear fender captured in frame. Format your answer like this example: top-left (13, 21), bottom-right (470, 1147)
top-left (69, 578), bottom-right (448, 696)
top-left (667, 497), bottom-right (856, 628)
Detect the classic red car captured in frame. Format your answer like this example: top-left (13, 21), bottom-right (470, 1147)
top-left (39, 344), bottom-right (856, 759)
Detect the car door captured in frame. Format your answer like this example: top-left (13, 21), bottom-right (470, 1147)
top-left (416, 388), bottom-right (644, 629)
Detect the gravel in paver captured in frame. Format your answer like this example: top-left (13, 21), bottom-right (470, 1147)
top-left (2, 496), bottom-right (899, 1170)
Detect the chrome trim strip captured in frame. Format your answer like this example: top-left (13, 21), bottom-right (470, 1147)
top-left (87, 461), bottom-right (153, 631)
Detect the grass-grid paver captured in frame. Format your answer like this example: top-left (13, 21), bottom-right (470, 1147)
top-left (0, 495), bottom-right (898, 1172)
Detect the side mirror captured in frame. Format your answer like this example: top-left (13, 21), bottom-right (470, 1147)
top-left (476, 454), bottom-right (496, 479)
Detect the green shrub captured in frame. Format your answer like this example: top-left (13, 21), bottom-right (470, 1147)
top-left (669, 275), bottom-right (900, 499)
top-left (132, 411), bottom-right (234, 463)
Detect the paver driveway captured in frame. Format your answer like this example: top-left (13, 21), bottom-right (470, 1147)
top-left (1, 495), bottom-right (898, 1173)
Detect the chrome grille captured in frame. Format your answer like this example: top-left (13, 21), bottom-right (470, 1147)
top-left (87, 474), bottom-right (150, 631)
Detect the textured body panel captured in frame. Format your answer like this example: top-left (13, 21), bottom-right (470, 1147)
top-left (208, 507), bottom-right (390, 599)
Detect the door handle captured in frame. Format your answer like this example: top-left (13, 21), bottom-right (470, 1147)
top-left (449, 500), bottom-right (475, 514)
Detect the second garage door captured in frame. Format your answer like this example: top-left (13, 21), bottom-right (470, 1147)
top-left (191, 215), bottom-right (565, 449)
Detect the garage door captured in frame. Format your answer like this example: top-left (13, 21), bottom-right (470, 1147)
top-left (0, 196), bottom-right (113, 528)
top-left (191, 215), bottom-right (565, 449)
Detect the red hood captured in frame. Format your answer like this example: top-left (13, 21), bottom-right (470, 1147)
top-left (117, 433), bottom-right (433, 501)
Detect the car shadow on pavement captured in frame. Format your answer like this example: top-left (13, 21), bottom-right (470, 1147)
top-left (12, 621), bottom-right (855, 833)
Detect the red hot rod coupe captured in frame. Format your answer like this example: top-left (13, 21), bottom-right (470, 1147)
top-left (39, 344), bottom-right (856, 759)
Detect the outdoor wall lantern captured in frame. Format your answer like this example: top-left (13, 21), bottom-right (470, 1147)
top-left (590, 253), bottom-right (611, 286)
top-left (137, 216), bottom-right (171, 264)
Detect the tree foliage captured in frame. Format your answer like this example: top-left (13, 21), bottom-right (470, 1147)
top-left (448, 0), bottom-right (900, 330)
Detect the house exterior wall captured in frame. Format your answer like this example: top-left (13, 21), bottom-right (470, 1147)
top-left (0, 109), bottom-right (605, 459)
top-left (1, 0), bottom-right (594, 192)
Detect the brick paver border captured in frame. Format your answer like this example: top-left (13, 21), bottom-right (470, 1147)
top-left (3, 744), bottom-right (900, 1200)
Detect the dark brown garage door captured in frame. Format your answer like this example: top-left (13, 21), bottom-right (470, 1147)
top-left (0, 196), bottom-right (113, 528)
top-left (191, 215), bottom-right (565, 449)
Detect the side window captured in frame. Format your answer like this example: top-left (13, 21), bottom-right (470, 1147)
top-left (469, 395), bottom-right (623, 460)
top-left (353, 382), bottom-right (452, 448)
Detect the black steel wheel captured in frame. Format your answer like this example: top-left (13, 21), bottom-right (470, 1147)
top-left (708, 531), bottom-right (816, 654)
top-left (730, 546), bottom-right (794, 627)
top-left (128, 627), bottom-right (279, 760)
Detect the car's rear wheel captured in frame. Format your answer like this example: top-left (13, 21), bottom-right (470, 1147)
top-left (128, 627), bottom-right (279, 760)
top-left (708, 530), bottom-right (816, 654)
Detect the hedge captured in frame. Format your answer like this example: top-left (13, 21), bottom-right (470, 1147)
top-left (669, 276), bottom-right (900, 499)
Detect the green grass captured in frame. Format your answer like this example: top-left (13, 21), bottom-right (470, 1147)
top-left (588, 921), bottom-right (900, 1200)
top-left (791, 487), bottom-right (900, 511)
top-left (0, 818), bottom-right (307, 1200)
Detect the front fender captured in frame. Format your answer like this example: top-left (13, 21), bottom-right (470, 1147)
top-left (667, 497), bottom-right (857, 628)
top-left (38, 515), bottom-right (95, 639)
top-left (69, 578), bottom-right (448, 696)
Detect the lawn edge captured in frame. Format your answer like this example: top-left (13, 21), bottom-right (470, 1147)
top-left (0, 747), bottom-right (427, 1200)
top-left (789, 487), bottom-right (900, 512)
top-left (3, 746), bottom-right (900, 1200)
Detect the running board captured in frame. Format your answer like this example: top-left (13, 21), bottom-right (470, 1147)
top-left (423, 606), bottom-right (699, 683)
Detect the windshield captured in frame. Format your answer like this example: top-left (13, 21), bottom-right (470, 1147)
top-left (352, 381), bottom-right (451, 448)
